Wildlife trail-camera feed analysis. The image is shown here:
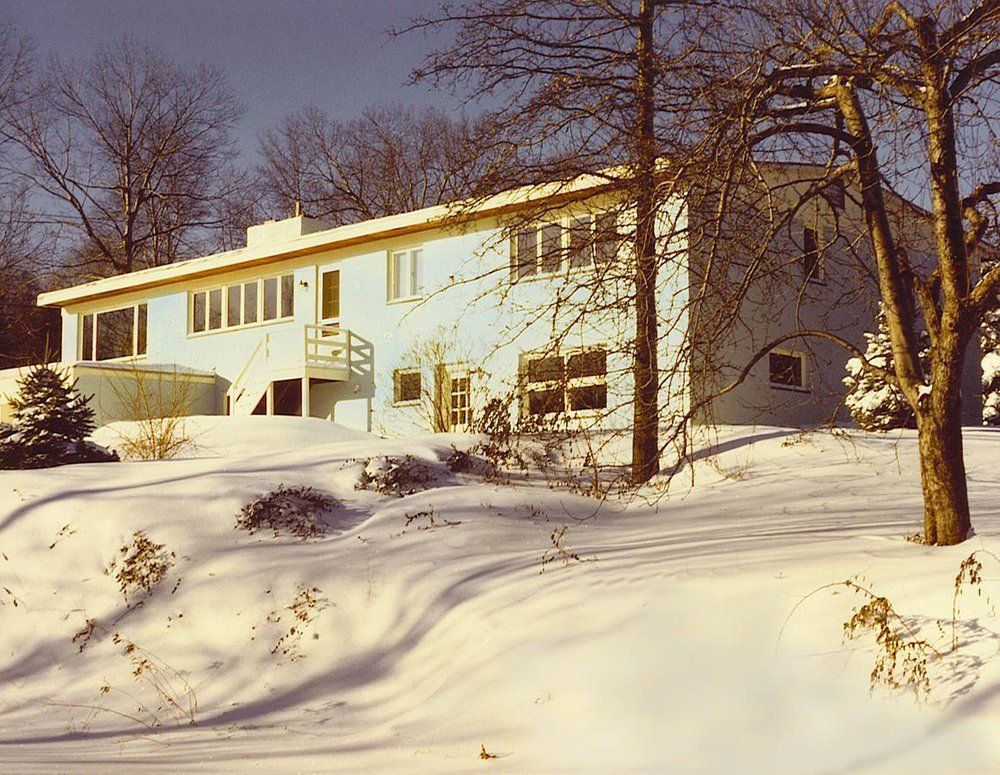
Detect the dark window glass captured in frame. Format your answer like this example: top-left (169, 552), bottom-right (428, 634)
top-left (244, 282), bottom-right (258, 324)
top-left (192, 292), bottom-right (206, 333)
top-left (527, 355), bottom-right (564, 383)
top-left (824, 180), bottom-right (845, 210)
top-left (567, 349), bottom-right (606, 379)
top-left (528, 387), bottom-right (563, 415)
top-left (322, 270), bottom-right (340, 320)
top-left (95, 308), bottom-right (134, 360)
top-left (81, 314), bottom-right (94, 359)
top-left (539, 223), bottom-right (562, 274)
top-left (227, 285), bottom-right (242, 327)
top-left (395, 370), bottom-right (421, 403)
top-left (769, 352), bottom-right (803, 387)
top-left (263, 277), bottom-right (278, 320)
top-left (802, 227), bottom-right (821, 280)
top-left (513, 229), bottom-right (537, 279)
top-left (568, 216), bottom-right (593, 269)
top-left (568, 383), bottom-right (607, 411)
top-left (594, 212), bottom-right (619, 264)
top-left (136, 304), bottom-right (147, 356)
top-left (281, 274), bottom-right (294, 317)
top-left (208, 288), bottom-right (223, 330)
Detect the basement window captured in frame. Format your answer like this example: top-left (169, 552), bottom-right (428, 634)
top-left (522, 346), bottom-right (608, 416)
top-left (393, 369), bottom-right (422, 404)
top-left (768, 350), bottom-right (807, 391)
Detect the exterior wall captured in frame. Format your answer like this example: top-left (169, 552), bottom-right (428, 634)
top-left (50, 198), bottom-right (691, 438)
top-left (687, 172), bottom-right (983, 427)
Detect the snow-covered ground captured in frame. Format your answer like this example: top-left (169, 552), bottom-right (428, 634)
top-left (2, 417), bottom-right (1000, 773)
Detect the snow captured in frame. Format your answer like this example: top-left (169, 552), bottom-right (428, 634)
top-left (3, 418), bottom-right (1000, 771)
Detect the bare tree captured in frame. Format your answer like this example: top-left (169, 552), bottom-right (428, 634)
top-left (403, 0), bottom-right (696, 484)
top-left (258, 103), bottom-right (510, 225)
top-left (665, 0), bottom-right (999, 545)
top-left (1, 38), bottom-right (245, 276)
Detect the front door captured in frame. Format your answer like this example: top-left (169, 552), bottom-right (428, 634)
top-left (318, 268), bottom-right (340, 329)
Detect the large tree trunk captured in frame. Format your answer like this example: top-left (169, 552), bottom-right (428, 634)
top-left (916, 402), bottom-right (971, 546)
top-left (631, 0), bottom-right (660, 484)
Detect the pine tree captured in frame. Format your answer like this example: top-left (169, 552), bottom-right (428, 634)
top-left (843, 308), bottom-right (917, 432)
top-left (2, 364), bottom-right (96, 468)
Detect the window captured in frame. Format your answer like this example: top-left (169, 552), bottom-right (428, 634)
top-left (511, 212), bottom-right (619, 280)
top-left (79, 304), bottom-right (147, 361)
top-left (394, 369), bottom-right (422, 404)
top-left (389, 248), bottom-right (423, 301)
top-left (523, 347), bottom-right (608, 416)
top-left (801, 227), bottom-right (824, 282)
top-left (450, 373), bottom-right (471, 429)
top-left (190, 274), bottom-right (294, 333)
top-left (321, 270), bottom-right (340, 321)
top-left (769, 351), bottom-right (806, 390)
top-left (823, 180), bottom-right (846, 211)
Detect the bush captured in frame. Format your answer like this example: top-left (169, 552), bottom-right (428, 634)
top-left (843, 307), bottom-right (917, 431)
top-left (0, 364), bottom-right (118, 468)
top-left (355, 455), bottom-right (435, 496)
top-left (237, 485), bottom-right (339, 538)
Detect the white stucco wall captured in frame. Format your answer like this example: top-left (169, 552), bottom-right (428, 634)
top-left (53, 198), bottom-right (691, 438)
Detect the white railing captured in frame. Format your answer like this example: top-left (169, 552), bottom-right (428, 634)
top-left (304, 324), bottom-right (352, 373)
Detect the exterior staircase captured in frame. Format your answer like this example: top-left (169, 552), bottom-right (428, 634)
top-left (227, 324), bottom-right (352, 416)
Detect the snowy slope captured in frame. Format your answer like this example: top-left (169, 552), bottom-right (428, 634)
top-left (2, 419), bottom-right (1000, 772)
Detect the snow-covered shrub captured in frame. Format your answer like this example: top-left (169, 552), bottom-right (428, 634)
top-left (843, 309), bottom-right (916, 431)
top-left (982, 351), bottom-right (1000, 425)
top-left (236, 485), bottom-right (339, 539)
top-left (109, 531), bottom-right (176, 605)
top-left (355, 455), bottom-right (435, 497)
top-left (0, 363), bottom-right (118, 468)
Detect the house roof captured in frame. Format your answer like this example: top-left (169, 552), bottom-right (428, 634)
top-left (36, 172), bottom-right (616, 309)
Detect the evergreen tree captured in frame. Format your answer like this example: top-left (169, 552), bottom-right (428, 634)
top-left (1, 364), bottom-right (97, 468)
top-left (844, 308), bottom-right (917, 432)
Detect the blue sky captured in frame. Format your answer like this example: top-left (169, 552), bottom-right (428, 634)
top-left (1, 0), bottom-right (455, 162)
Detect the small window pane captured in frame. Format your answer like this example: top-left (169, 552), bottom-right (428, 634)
top-left (527, 355), bottom-right (563, 383)
top-left (394, 370), bottom-right (421, 403)
top-left (322, 270), bottom-right (340, 320)
top-left (391, 252), bottom-right (406, 299)
top-left (208, 288), bottom-right (223, 330)
top-left (244, 282), bottom-right (258, 324)
top-left (515, 229), bottom-right (536, 279)
top-left (81, 314), bottom-right (94, 359)
top-left (227, 285), bottom-right (241, 327)
top-left (539, 224), bottom-right (562, 274)
top-left (567, 349), bottom-right (606, 379)
top-left (528, 387), bottom-right (563, 415)
top-left (769, 352), bottom-right (803, 387)
top-left (410, 249), bottom-right (422, 296)
top-left (136, 304), bottom-right (148, 356)
top-left (263, 277), bottom-right (278, 320)
top-left (802, 227), bottom-right (821, 280)
top-left (96, 308), bottom-right (134, 360)
top-left (595, 212), bottom-right (619, 264)
top-left (281, 274), bottom-right (294, 317)
top-left (568, 384), bottom-right (607, 412)
top-left (192, 292), bottom-right (206, 333)
top-left (568, 216), bottom-right (593, 269)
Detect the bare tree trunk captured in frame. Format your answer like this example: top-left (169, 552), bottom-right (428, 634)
top-left (631, 0), bottom-right (660, 484)
top-left (916, 402), bottom-right (971, 546)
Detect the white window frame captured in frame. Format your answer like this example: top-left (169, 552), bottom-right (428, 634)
top-left (767, 349), bottom-right (809, 392)
top-left (387, 247), bottom-right (424, 303)
top-left (447, 368), bottom-right (472, 430)
top-left (521, 345), bottom-right (608, 417)
top-left (188, 272), bottom-right (295, 336)
top-left (511, 212), bottom-right (620, 281)
top-left (393, 368), bottom-right (423, 406)
top-left (79, 303), bottom-right (148, 362)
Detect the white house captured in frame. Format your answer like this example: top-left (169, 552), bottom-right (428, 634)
top-left (0, 169), bottom-right (983, 438)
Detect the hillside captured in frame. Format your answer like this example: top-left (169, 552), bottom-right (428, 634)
top-left (1, 417), bottom-right (1000, 772)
